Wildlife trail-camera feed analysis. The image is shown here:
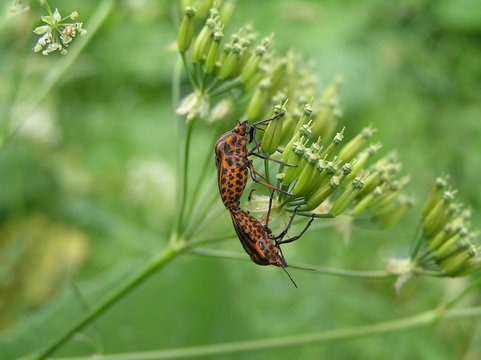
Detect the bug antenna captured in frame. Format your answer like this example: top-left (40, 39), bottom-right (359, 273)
top-left (282, 267), bottom-right (298, 288)
top-left (288, 264), bottom-right (316, 271)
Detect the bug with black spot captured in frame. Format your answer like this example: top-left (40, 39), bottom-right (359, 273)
top-left (229, 193), bottom-right (315, 287)
top-left (215, 113), bottom-right (295, 210)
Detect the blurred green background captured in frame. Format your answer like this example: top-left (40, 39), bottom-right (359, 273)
top-left (1, 0), bottom-right (480, 359)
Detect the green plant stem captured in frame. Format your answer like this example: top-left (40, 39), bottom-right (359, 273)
top-left (176, 118), bottom-right (195, 236)
top-left (179, 51), bottom-right (196, 89)
top-left (286, 210), bottom-right (334, 219)
top-left (184, 122), bottom-right (223, 222)
top-left (50, 306), bottom-right (481, 360)
top-left (264, 158), bottom-right (270, 185)
top-left (188, 248), bottom-right (396, 279)
top-left (30, 243), bottom-right (184, 360)
top-left (184, 203), bottom-right (225, 240)
top-left (2, 0), bottom-right (115, 152)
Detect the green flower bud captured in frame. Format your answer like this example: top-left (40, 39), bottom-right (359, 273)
top-left (320, 127), bottom-right (344, 159)
top-left (192, 16), bottom-right (218, 62)
top-left (261, 101), bottom-right (287, 154)
top-left (292, 102), bottom-right (313, 136)
top-left (305, 157), bottom-right (341, 196)
top-left (177, 7), bottom-right (196, 52)
top-left (440, 244), bottom-right (477, 276)
top-left (283, 138), bottom-right (308, 185)
top-left (219, 43), bottom-right (243, 79)
top-left (241, 45), bottom-right (267, 83)
top-left (306, 176), bottom-right (340, 211)
top-left (268, 58), bottom-right (288, 95)
top-left (422, 175), bottom-right (449, 217)
top-left (352, 186), bottom-right (383, 216)
top-left (423, 190), bottom-right (456, 237)
top-left (346, 142), bottom-right (382, 182)
top-left (331, 178), bottom-right (364, 216)
top-left (219, 0), bottom-right (236, 25)
top-left (197, 0), bottom-right (214, 18)
top-left (428, 223), bottom-right (457, 251)
top-left (338, 126), bottom-right (376, 163)
top-left (373, 195), bottom-right (414, 228)
top-left (375, 176), bottom-right (410, 209)
top-left (456, 256), bottom-right (481, 276)
top-left (292, 138), bottom-right (323, 195)
top-left (245, 67), bottom-right (265, 91)
top-left (357, 168), bottom-right (385, 199)
top-left (247, 78), bottom-right (271, 120)
top-left (434, 228), bottom-right (469, 260)
top-left (205, 29), bottom-right (223, 72)
top-left (282, 121), bottom-right (312, 162)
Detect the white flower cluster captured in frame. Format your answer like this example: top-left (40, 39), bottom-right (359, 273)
top-left (33, 9), bottom-right (86, 56)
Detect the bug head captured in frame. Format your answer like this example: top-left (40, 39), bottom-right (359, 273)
top-left (234, 120), bottom-right (250, 136)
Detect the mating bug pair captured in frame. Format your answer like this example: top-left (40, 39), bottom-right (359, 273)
top-left (214, 113), bottom-right (315, 287)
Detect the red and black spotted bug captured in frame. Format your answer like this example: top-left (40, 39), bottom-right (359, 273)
top-left (215, 113), bottom-right (294, 210)
top-left (229, 195), bottom-right (314, 287)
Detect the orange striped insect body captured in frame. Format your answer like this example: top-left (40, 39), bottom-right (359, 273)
top-left (215, 113), bottom-right (293, 210)
top-left (215, 121), bottom-right (250, 210)
top-left (229, 207), bottom-right (287, 267)
top-left (229, 198), bottom-right (315, 287)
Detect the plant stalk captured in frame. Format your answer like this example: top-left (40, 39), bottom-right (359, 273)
top-left (49, 306), bottom-right (481, 360)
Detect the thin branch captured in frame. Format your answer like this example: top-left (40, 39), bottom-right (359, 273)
top-left (27, 244), bottom-right (183, 360)
top-left (49, 306), bottom-right (481, 360)
top-left (188, 248), bottom-right (396, 279)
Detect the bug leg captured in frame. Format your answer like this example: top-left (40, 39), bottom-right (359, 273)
top-left (277, 213), bottom-right (315, 245)
top-left (264, 189), bottom-right (275, 227)
top-left (274, 205), bottom-right (300, 241)
top-left (247, 189), bottom-right (256, 202)
top-left (248, 162), bottom-right (296, 197)
top-left (248, 152), bottom-right (296, 167)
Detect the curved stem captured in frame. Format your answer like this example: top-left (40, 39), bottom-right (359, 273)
top-left (188, 248), bottom-right (396, 279)
top-left (176, 118), bottom-right (195, 236)
top-left (49, 306), bottom-right (481, 360)
top-left (29, 243), bottom-right (184, 360)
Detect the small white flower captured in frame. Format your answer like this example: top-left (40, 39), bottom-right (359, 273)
top-left (53, 8), bottom-right (61, 22)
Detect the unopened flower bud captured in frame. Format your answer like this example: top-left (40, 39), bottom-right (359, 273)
top-left (177, 6), bottom-right (196, 52)
top-left (292, 137), bottom-right (323, 195)
top-left (283, 138), bottom-right (308, 185)
top-left (320, 127), bottom-right (344, 159)
top-left (338, 126), bottom-right (376, 163)
top-left (219, 0), bottom-right (236, 25)
top-left (306, 176), bottom-right (340, 211)
top-left (346, 142), bottom-right (382, 182)
top-left (440, 244), bottom-right (477, 276)
top-left (423, 190), bottom-right (456, 237)
top-left (261, 101), bottom-right (287, 154)
top-left (219, 43), bottom-right (243, 79)
top-left (352, 186), bottom-right (383, 215)
top-left (192, 16), bottom-right (217, 62)
top-left (205, 29), bottom-right (223, 72)
top-left (247, 79), bottom-right (270, 120)
top-left (434, 228), bottom-right (469, 260)
top-left (331, 178), bottom-right (364, 216)
top-left (422, 175), bottom-right (449, 217)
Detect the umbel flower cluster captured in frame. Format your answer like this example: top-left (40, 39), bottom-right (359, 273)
top-left (410, 176), bottom-right (480, 277)
top-left (32, 3), bottom-right (86, 56)
top-left (175, 0), bottom-right (480, 279)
